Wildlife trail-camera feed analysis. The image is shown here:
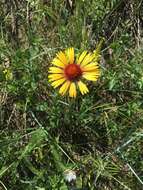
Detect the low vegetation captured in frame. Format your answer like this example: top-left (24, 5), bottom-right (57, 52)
top-left (0, 0), bottom-right (143, 189)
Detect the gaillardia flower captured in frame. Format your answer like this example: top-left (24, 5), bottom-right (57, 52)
top-left (48, 47), bottom-right (100, 97)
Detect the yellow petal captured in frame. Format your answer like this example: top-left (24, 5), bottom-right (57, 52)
top-left (77, 51), bottom-right (87, 65)
top-left (57, 51), bottom-right (68, 65)
top-left (78, 81), bottom-right (89, 95)
top-left (66, 48), bottom-right (74, 64)
top-left (81, 62), bottom-right (99, 71)
top-left (49, 67), bottom-right (63, 73)
top-left (82, 72), bottom-right (100, 81)
top-left (51, 78), bottom-right (66, 88)
top-left (52, 58), bottom-right (66, 68)
top-left (48, 74), bottom-right (64, 82)
top-left (69, 82), bottom-right (77, 98)
top-left (80, 53), bottom-right (95, 67)
top-left (59, 81), bottom-right (71, 95)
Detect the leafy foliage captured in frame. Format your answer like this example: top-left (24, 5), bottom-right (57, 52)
top-left (0, 0), bottom-right (143, 189)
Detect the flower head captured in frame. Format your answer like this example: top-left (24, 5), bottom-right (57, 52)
top-left (48, 47), bottom-right (100, 97)
top-left (63, 169), bottom-right (76, 182)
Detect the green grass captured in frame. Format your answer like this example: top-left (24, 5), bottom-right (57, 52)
top-left (0, 0), bottom-right (143, 189)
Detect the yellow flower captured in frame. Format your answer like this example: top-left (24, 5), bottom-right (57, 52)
top-left (48, 47), bottom-right (100, 98)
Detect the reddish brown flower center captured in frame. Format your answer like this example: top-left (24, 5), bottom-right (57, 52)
top-left (64, 64), bottom-right (82, 81)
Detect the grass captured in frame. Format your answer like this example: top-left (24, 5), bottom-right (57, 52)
top-left (0, 0), bottom-right (143, 189)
